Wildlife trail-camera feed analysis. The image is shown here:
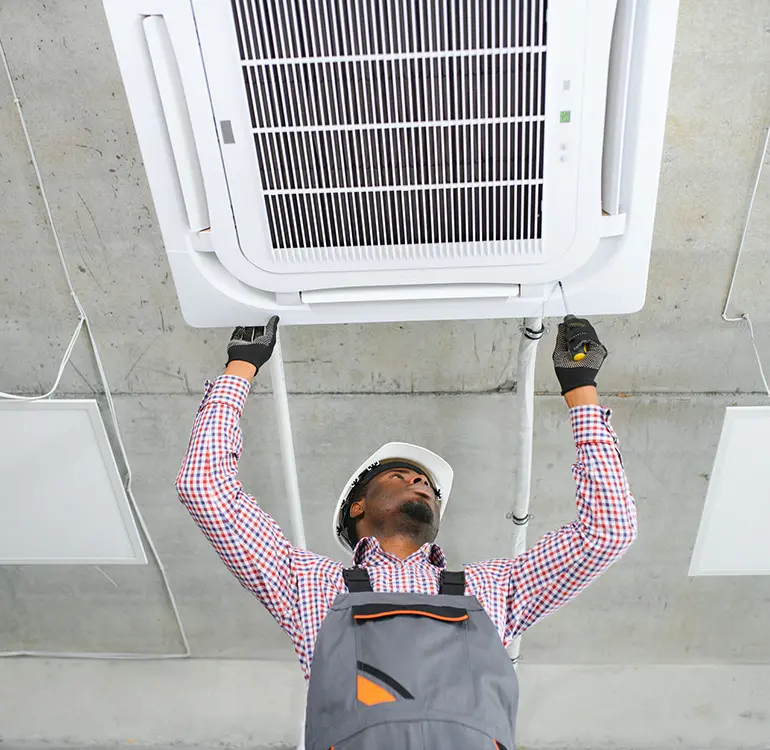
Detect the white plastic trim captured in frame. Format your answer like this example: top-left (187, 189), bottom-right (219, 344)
top-left (143, 16), bottom-right (210, 232)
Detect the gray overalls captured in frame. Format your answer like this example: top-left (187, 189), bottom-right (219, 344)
top-left (305, 567), bottom-right (519, 749)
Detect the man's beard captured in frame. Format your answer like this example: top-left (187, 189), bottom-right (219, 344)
top-left (399, 499), bottom-right (435, 526)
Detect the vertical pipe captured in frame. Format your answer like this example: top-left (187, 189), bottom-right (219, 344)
top-left (507, 316), bottom-right (544, 665)
top-left (268, 329), bottom-right (307, 550)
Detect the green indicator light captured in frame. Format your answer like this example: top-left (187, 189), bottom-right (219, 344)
top-left (560, 110), bottom-right (571, 123)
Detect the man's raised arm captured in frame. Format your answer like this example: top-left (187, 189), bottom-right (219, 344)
top-left (175, 317), bottom-right (303, 639)
top-left (500, 318), bottom-right (637, 642)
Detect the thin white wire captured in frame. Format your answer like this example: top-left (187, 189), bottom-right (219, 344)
top-left (0, 37), bottom-right (191, 659)
top-left (0, 318), bottom-right (84, 401)
top-left (722, 123), bottom-right (770, 398)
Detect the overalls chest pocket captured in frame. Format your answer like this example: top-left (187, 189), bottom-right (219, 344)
top-left (352, 602), bottom-right (475, 712)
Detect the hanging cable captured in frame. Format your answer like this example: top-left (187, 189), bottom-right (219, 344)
top-left (722, 124), bottom-right (770, 398)
top-left (0, 37), bottom-right (190, 659)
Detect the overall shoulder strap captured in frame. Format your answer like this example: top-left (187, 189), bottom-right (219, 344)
top-left (342, 567), bottom-right (373, 593)
top-left (439, 570), bottom-right (466, 596)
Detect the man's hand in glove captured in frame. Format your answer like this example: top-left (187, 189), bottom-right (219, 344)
top-left (224, 316), bottom-right (280, 381)
top-left (552, 317), bottom-right (607, 408)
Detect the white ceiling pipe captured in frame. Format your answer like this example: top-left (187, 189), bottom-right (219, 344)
top-left (268, 332), bottom-right (309, 747)
top-left (268, 329), bottom-right (307, 550)
top-left (507, 316), bottom-right (544, 666)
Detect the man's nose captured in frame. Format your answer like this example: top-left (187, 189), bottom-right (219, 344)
top-left (410, 473), bottom-right (430, 488)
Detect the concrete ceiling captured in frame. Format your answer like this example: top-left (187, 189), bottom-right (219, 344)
top-left (1, 1), bottom-right (770, 747)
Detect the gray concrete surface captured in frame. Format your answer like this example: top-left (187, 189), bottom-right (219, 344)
top-left (1, 0), bottom-right (770, 748)
top-left (3, 659), bottom-right (770, 749)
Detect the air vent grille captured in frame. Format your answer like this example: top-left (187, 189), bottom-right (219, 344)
top-left (230, 0), bottom-right (548, 264)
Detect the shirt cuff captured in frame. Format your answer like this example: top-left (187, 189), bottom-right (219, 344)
top-left (200, 374), bottom-right (251, 414)
top-left (570, 404), bottom-right (617, 446)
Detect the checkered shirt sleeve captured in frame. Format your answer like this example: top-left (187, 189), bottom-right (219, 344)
top-left (175, 374), bottom-right (306, 645)
top-left (467, 404), bottom-right (637, 646)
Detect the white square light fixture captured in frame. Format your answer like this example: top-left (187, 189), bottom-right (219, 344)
top-left (0, 400), bottom-right (146, 564)
top-left (690, 407), bottom-right (770, 576)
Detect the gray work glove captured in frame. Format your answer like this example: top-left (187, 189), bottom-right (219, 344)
top-left (552, 317), bottom-right (608, 395)
top-left (226, 316), bottom-right (280, 373)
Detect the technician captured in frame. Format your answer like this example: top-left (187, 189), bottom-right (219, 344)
top-left (176, 316), bottom-right (636, 749)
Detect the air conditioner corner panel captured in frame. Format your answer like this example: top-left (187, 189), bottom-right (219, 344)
top-left (165, 251), bottom-right (278, 328)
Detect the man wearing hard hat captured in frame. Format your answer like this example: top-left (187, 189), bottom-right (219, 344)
top-left (177, 316), bottom-right (636, 749)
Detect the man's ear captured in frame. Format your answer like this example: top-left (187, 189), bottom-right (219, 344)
top-left (350, 498), bottom-right (365, 520)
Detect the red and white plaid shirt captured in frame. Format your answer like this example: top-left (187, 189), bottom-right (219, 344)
top-left (177, 375), bottom-right (636, 680)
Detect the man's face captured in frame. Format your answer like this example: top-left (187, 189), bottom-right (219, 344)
top-left (351, 466), bottom-right (440, 543)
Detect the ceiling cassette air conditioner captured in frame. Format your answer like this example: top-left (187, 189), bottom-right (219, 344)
top-left (103, 0), bottom-right (679, 326)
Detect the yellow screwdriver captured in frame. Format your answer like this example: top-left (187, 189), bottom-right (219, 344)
top-left (558, 282), bottom-right (588, 362)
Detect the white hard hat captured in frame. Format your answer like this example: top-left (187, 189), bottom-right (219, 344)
top-left (332, 442), bottom-right (454, 554)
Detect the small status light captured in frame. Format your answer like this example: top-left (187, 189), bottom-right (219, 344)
top-left (560, 111), bottom-right (571, 123)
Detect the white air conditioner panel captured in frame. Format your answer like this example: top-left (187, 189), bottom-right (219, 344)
top-left (103, 0), bottom-right (679, 325)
